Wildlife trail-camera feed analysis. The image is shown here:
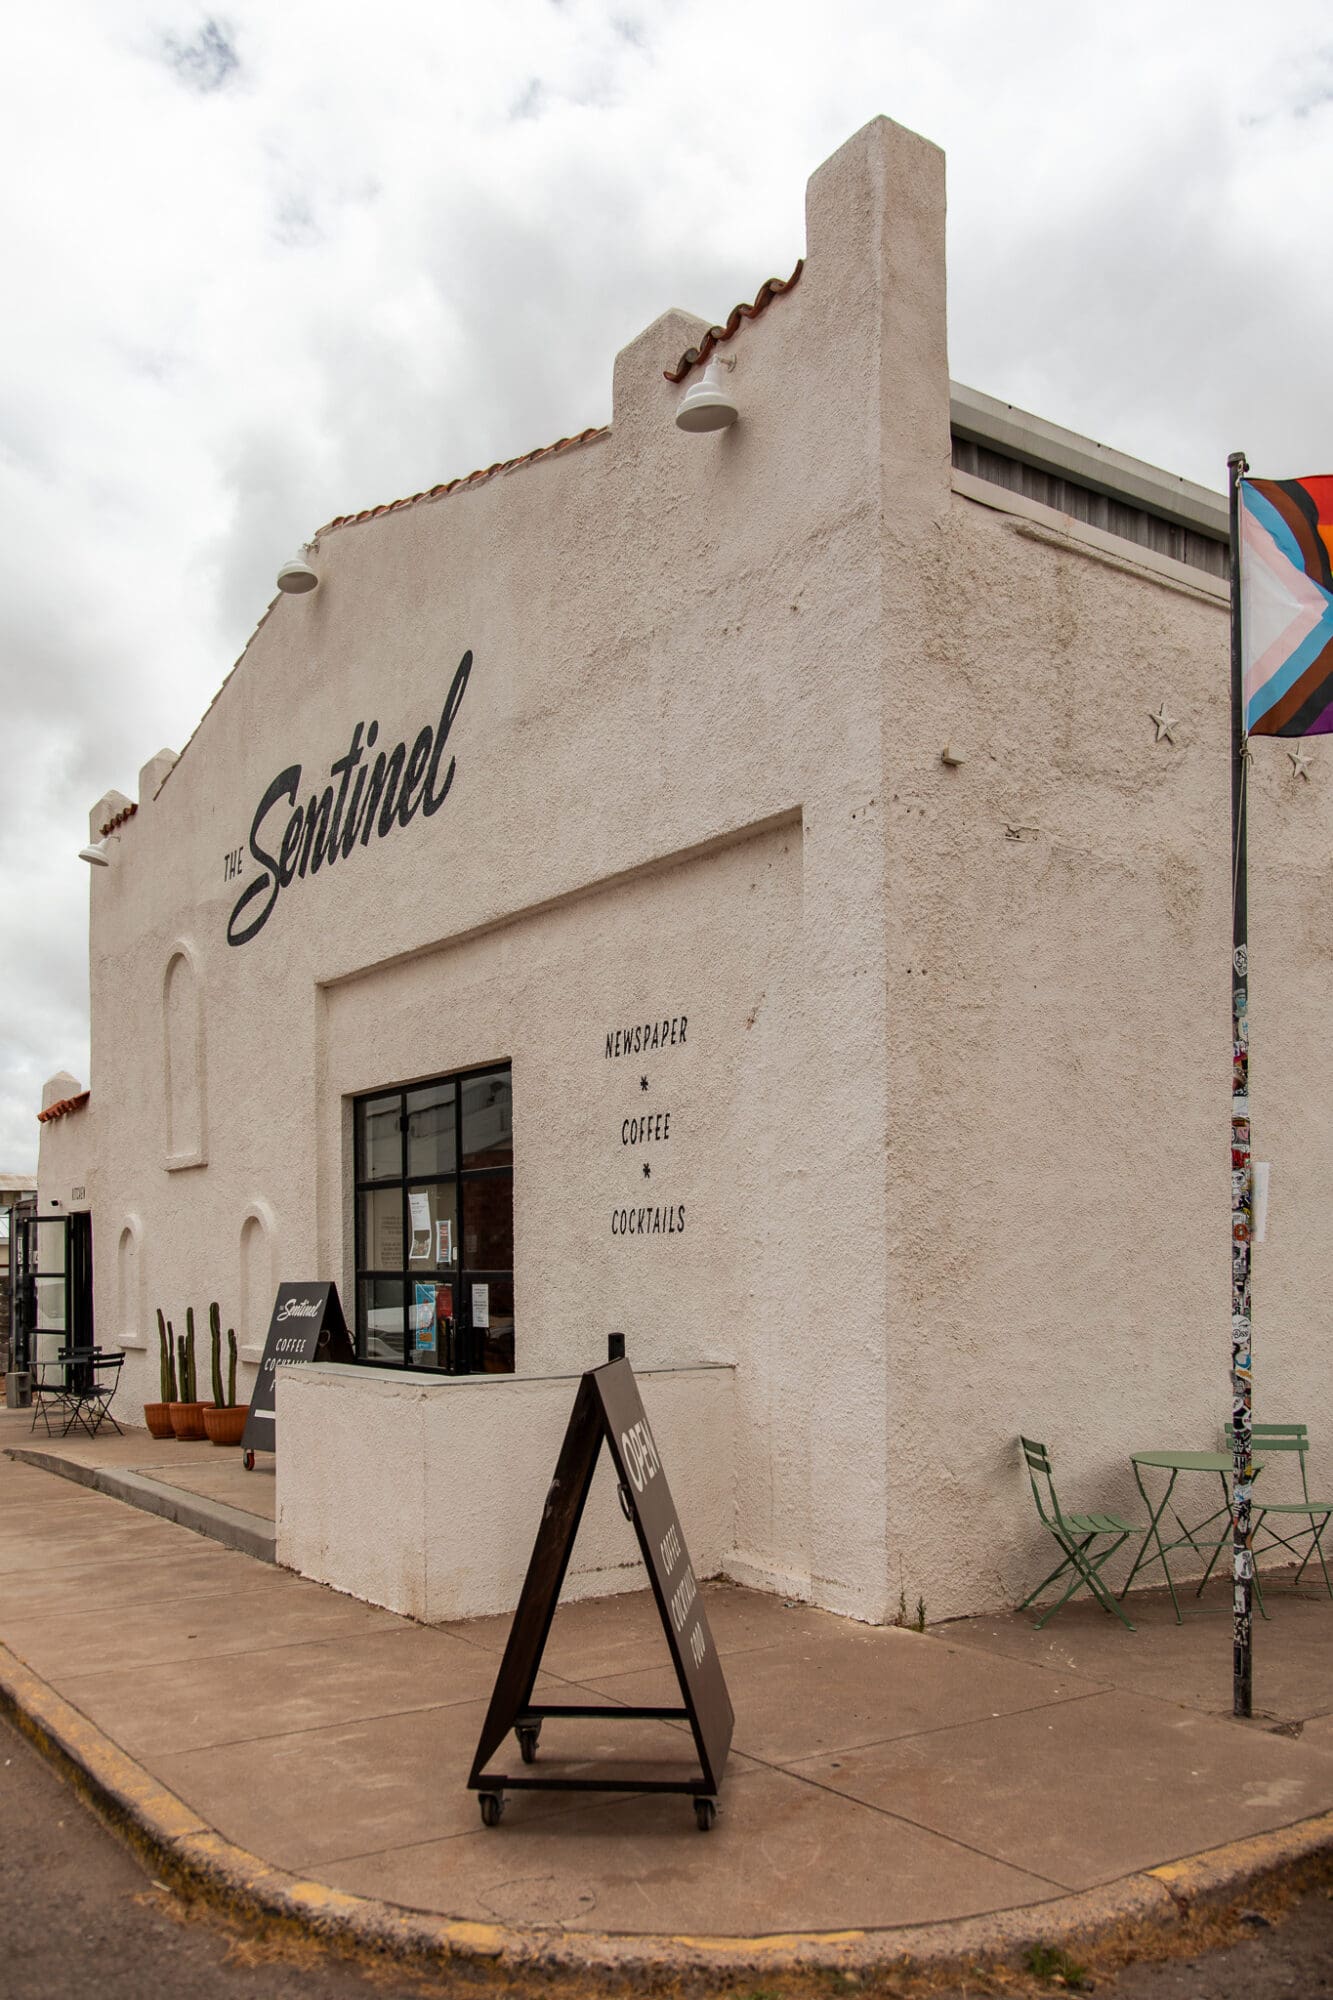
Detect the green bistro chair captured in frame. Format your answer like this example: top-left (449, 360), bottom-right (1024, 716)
top-left (1251, 1423), bottom-right (1332, 1603)
top-left (1018, 1437), bottom-right (1141, 1631)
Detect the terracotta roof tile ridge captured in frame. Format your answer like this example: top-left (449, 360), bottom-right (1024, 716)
top-left (152, 278), bottom-right (792, 792)
top-left (98, 802), bottom-right (138, 838)
top-left (319, 423), bottom-right (611, 536)
top-left (37, 1091), bottom-right (90, 1125)
top-left (156, 424), bottom-right (611, 793)
top-left (663, 257), bottom-right (804, 383)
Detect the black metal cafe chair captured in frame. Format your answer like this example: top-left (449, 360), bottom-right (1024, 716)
top-left (61, 1349), bottom-right (125, 1438)
top-left (29, 1356), bottom-right (76, 1436)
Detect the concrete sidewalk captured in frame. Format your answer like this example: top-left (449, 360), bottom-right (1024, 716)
top-left (2, 1408), bottom-right (1331, 1978)
top-left (6, 1413), bottom-right (275, 1558)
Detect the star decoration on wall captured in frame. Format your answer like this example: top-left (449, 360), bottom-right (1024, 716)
top-left (1149, 703), bottom-right (1177, 744)
top-left (642, 1161), bottom-right (651, 1178)
top-left (1288, 745), bottom-right (1313, 780)
top-left (639, 1076), bottom-right (648, 1091)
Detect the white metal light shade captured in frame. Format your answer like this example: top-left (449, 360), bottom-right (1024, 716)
top-left (276, 553), bottom-right (319, 593)
top-left (78, 841), bottom-right (110, 867)
top-left (675, 357), bottom-right (739, 433)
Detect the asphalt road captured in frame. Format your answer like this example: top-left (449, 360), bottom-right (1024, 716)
top-left (1, 1710), bottom-right (1329, 1998)
top-left (0, 1713), bottom-right (452, 1999)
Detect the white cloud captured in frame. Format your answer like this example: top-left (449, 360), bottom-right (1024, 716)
top-left (3, 0), bottom-right (1331, 1166)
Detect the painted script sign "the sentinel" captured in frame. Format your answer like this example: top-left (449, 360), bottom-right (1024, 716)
top-left (227, 651), bottom-right (473, 947)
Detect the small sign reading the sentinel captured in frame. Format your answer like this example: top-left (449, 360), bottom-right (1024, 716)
top-left (240, 1282), bottom-right (355, 1458)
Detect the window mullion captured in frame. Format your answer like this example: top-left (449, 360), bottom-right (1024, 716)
top-left (400, 1092), bottom-right (412, 1369)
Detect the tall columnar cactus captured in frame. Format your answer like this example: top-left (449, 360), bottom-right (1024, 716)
top-left (227, 1327), bottom-right (238, 1410)
top-left (177, 1310), bottom-right (197, 1403)
top-left (209, 1302), bottom-right (224, 1408)
top-left (156, 1310), bottom-right (178, 1402)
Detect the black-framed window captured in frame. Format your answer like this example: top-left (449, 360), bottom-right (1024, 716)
top-left (353, 1063), bottom-right (514, 1375)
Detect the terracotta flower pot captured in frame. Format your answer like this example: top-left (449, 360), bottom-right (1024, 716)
top-left (202, 1404), bottom-right (248, 1446)
top-left (169, 1401), bottom-right (210, 1441)
top-left (143, 1401), bottom-right (176, 1439)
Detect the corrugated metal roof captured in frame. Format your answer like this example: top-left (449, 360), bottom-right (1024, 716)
top-left (949, 383), bottom-right (1228, 543)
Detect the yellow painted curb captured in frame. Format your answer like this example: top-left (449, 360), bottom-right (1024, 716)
top-left (1149, 1810), bottom-right (1333, 1905)
top-left (2, 1637), bottom-right (1330, 1981)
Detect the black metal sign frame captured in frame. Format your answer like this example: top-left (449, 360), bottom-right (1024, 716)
top-left (240, 1281), bottom-right (355, 1464)
top-left (468, 1356), bottom-right (733, 1830)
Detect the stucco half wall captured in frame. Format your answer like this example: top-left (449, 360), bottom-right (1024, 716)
top-left (277, 1361), bottom-right (735, 1623)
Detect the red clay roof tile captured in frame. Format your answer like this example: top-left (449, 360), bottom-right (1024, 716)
top-left (319, 424), bottom-right (610, 536)
top-left (37, 1091), bottom-right (90, 1125)
top-left (663, 258), bottom-right (804, 383)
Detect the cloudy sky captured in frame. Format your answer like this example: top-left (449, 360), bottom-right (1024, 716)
top-left (2, 1), bottom-right (1330, 1172)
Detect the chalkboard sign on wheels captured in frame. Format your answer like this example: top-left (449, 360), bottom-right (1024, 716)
top-left (468, 1354), bottom-right (733, 1830)
top-left (240, 1282), bottom-right (355, 1464)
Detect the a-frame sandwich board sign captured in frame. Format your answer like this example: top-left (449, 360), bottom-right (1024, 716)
top-left (240, 1282), bottom-right (356, 1467)
top-left (468, 1355), bottom-right (733, 1829)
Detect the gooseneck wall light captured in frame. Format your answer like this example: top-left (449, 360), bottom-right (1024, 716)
top-left (675, 354), bottom-right (739, 432)
top-left (276, 542), bottom-right (320, 593)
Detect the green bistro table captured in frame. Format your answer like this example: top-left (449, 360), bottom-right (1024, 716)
top-left (1121, 1451), bottom-right (1262, 1624)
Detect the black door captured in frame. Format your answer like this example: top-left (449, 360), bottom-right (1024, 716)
top-left (69, 1211), bottom-right (94, 1353)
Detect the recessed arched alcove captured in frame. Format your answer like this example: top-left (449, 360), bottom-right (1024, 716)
top-left (116, 1214), bottom-right (146, 1348)
top-left (163, 943), bottom-right (207, 1168)
top-left (239, 1201), bottom-right (277, 1357)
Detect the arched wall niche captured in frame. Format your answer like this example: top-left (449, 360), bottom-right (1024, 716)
top-left (239, 1202), bottom-right (277, 1359)
top-left (116, 1214), bottom-right (147, 1349)
top-left (163, 942), bottom-right (208, 1169)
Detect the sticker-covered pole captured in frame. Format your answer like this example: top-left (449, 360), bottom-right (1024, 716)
top-left (1228, 449), bottom-right (1254, 1719)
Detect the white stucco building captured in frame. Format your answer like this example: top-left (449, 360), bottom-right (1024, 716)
top-left (32, 115), bottom-right (1333, 1626)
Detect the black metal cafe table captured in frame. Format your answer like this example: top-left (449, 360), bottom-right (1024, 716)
top-left (1120, 1450), bottom-right (1260, 1624)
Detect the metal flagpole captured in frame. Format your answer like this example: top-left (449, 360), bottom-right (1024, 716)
top-left (1227, 449), bottom-right (1254, 1719)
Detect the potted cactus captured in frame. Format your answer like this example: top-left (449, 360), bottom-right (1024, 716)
top-left (169, 1306), bottom-right (209, 1439)
top-left (202, 1302), bottom-right (247, 1445)
top-left (144, 1310), bottom-right (177, 1438)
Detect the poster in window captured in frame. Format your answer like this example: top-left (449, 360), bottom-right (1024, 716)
top-left (436, 1217), bottom-right (453, 1265)
top-left (413, 1281), bottom-right (437, 1354)
top-left (471, 1282), bottom-right (490, 1329)
top-left (408, 1190), bottom-right (432, 1262)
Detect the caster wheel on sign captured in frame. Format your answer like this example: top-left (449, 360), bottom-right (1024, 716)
top-left (517, 1724), bottom-right (540, 1765)
top-left (242, 1450), bottom-right (255, 1471)
top-left (479, 1792), bottom-right (505, 1827)
top-left (694, 1798), bottom-right (716, 1832)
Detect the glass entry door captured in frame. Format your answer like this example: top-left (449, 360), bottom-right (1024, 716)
top-left (33, 1213), bottom-right (71, 1381)
top-left (11, 1208), bottom-right (94, 1380)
